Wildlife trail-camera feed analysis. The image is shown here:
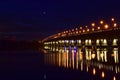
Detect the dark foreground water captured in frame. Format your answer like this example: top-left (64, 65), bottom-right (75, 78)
top-left (0, 50), bottom-right (89, 80)
top-left (0, 46), bottom-right (120, 80)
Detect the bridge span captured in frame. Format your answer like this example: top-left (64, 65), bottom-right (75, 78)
top-left (42, 18), bottom-right (120, 47)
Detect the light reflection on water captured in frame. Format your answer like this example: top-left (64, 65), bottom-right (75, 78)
top-left (43, 46), bottom-right (120, 80)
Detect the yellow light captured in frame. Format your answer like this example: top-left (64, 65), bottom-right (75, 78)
top-left (100, 53), bottom-right (104, 58)
top-left (92, 54), bottom-right (96, 59)
top-left (112, 18), bottom-right (115, 21)
top-left (104, 24), bottom-right (109, 29)
top-left (98, 26), bottom-right (100, 30)
top-left (114, 23), bottom-right (117, 27)
top-left (80, 52), bottom-right (83, 60)
top-left (91, 23), bottom-right (95, 27)
top-left (100, 20), bottom-right (104, 24)
top-left (86, 26), bottom-right (88, 28)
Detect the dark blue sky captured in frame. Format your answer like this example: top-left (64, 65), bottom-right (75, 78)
top-left (0, 0), bottom-right (120, 40)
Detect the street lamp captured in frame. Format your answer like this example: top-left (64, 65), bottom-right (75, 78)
top-left (111, 18), bottom-right (115, 21)
top-left (104, 24), bottom-right (109, 29)
top-left (83, 30), bottom-right (85, 33)
top-left (98, 26), bottom-right (100, 30)
top-left (113, 23), bottom-right (117, 27)
top-left (76, 31), bottom-right (78, 34)
top-left (100, 20), bottom-right (104, 24)
top-left (91, 23), bottom-right (95, 27)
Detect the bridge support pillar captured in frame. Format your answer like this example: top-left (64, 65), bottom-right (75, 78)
top-left (107, 39), bottom-right (112, 62)
top-left (81, 39), bottom-right (85, 53)
top-left (118, 38), bottom-right (120, 55)
top-left (91, 39), bottom-right (96, 50)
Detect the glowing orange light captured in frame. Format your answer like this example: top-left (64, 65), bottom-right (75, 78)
top-left (114, 23), bottom-right (117, 27)
top-left (111, 18), bottom-right (115, 21)
top-left (100, 20), bottom-right (104, 24)
top-left (91, 23), bottom-right (95, 27)
top-left (83, 30), bottom-right (85, 32)
top-left (100, 53), bottom-right (104, 58)
top-left (104, 24), bottom-right (109, 29)
top-left (92, 54), bottom-right (96, 59)
top-left (93, 68), bottom-right (96, 75)
top-left (98, 26), bottom-right (100, 30)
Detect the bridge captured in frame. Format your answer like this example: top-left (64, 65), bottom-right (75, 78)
top-left (42, 18), bottom-right (120, 47)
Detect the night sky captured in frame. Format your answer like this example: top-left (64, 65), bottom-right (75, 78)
top-left (0, 0), bottom-right (120, 40)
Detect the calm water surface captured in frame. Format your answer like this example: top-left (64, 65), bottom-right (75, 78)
top-left (42, 45), bottom-right (120, 80)
top-left (0, 46), bottom-right (120, 80)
